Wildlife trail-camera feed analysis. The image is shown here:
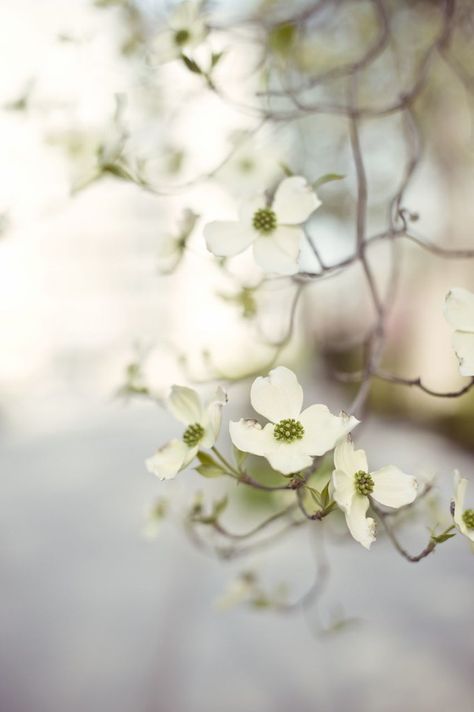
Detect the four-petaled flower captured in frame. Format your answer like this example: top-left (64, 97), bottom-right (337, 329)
top-left (452, 470), bottom-right (474, 543)
top-left (332, 438), bottom-right (418, 549)
top-left (444, 287), bottom-right (474, 377)
top-left (146, 385), bottom-right (227, 480)
top-left (204, 176), bottom-right (321, 275)
top-left (151, 2), bottom-right (208, 64)
top-left (229, 366), bottom-right (358, 475)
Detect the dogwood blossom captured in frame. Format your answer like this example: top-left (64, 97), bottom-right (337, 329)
top-left (151, 2), bottom-right (207, 63)
top-left (332, 438), bottom-right (418, 549)
top-left (229, 366), bottom-right (358, 475)
top-left (452, 470), bottom-right (474, 543)
top-left (146, 385), bottom-right (226, 480)
top-left (204, 176), bottom-right (321, 275)
top-left (444, 287), bottom-right (474, 377)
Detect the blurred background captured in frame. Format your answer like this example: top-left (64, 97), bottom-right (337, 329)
top-left (0, 1), bottom-right (473, 710)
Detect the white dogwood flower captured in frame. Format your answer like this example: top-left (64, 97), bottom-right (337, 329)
top-left (452, 470), bottom-right (474, 543)
top-left (204, 176), bottom-right (321, 275)
top-left (229, 366), bottom-right (358, 475)
top-left (444, 287), bottom-right (474, 377)
top-left (151, 2), bottom-right (208, 63)
top-left (332, 438), bottom-right (418, 549)
top-left (146, 385), bottom-right (227, 480)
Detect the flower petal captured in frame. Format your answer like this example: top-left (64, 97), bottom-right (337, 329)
top-left (452, 331), bottom-right (474, 377)
top-left (201, 386), bottom-right (228, 447)
top-left (167, 385), bottom-right (203, 425)
top-left (265, 440), bottom-right (313, 475)
top-left (333, 437), bottom-right (368, 476)
top-left (150, 30), bottom-right (181, 63)
top-left (444, 287), bottom-right (474, 331)
top-left (239, 195), bottom-right (266, 226)
top-left (250, 366), bottom-right (303, 422)
top-left (345, 495), bottom-right (376, 549)
top-left (145, 438), bottom-right (192, 480)
top-left (452, 470), bottom-right (474, 540)
top-left (299, 407), bottom-right (359, 457)
top-left (272, 176), bottom-right (321, 225)
top-left (229, 418), bottom-right (274, 455)
top-left (332, 469), bottom-right (355, 512)
top-left (371, 466), bottom-right (418, 508)
top-left (204, 221), bottom-right (256, 258)
top-left (252, 226), bottom-right (301, 275)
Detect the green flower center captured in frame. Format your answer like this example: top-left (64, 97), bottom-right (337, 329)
top-left (238, 158), bottom-right (255, 173)
top-left (174, 29), bottom-right (190, 46)
top-left (273, 418), bottom-right (304, 443)
top-left (462, 509), bottom-right (474, 529)
top-left (252, 208), bottom-right (277, 235)
top-left (183, 422), bottom-right (204, 447)
top-left (354, 470), bottom-right (374, 496)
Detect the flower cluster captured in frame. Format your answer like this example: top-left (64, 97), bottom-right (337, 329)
top-left (142, 367), bottom-right (471, 550)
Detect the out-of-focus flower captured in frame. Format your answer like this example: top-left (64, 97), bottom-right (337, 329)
top-left (146, 385), bottom-right (227, 480)
top-left (332, 438), bottom-right (418, 549)
top-left (216, 137), bottom-right (282, 197)
top-left (229, 366), bottom-right (358, 475)
top-left (444, 287), bottom-right (474, 376)
top-left (452, 470), bottom-right (474, 543)
top-left (157, 209), bottom-right (199, 274)
top-left (151, 2), bottom-right (208, 63)
top-left (204, 176), bottom-right (321, 275)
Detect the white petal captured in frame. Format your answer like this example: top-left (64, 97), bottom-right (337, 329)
top-left (452, 331), bottom-right (474, 377)
top-left (299, 407), bottom-right (359, 457)
top-left (345, 495), bottom-right (376, 549)
top-left (371, 466), bottom-right (418, 508)
top-left (239, 195), bottom-right (266, 226)
top-left (333, 437), bottom-right (368, 476)
top-left (272, 176), bottom-right (321, 225)
top-left (201, 387), bottom-right (228, 447)
top-left (252, 227), bottom-right (301, 275)
top-left (145, 439), bottom-right (192, 480)
top-left (204, 220), bottom-right (256, 258)
top-left (265, 440), bottom-right (313, 475)
top-left (453, 470), bottom-right (470, 536)
top-left (332, 469), bottom-right (355, 512)
top-left (250, 366), bottom-right (303, 422)
top-left (150, 30), bottom-right (181, 63)
top-left (167, 385), bottom-right (203, 425)
top-left (229, 418), bottom-right (274, 456)
top-left (444, 287), bottom-right (474, 331)
top-left (169, 1), bottom-right (200, 28)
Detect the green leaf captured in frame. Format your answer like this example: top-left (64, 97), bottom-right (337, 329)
top-left (320, 480), bottom-right (331, 507)
top-left (196, 451), bottom-right (219, 467)
top-left (312, 173), bottom-right (345, 190)
top-left (210, 51), bottom-right (224, 69)
top-left (181, 54), bottom-right (202, 74)
top-left (195, 463), bottom-right (225, 478)
top-left (307, 487), bottom-right (322, 507)
top-left (212, 496), bottom-right (228, 518)
top-left (232, 446), bottom-right (247, 471)
top-left (279, 161), bottom-right (294, 177)
top-left (431, 525), bottom-right (456, 544)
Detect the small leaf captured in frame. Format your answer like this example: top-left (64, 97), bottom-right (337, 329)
top-left (196, 463), bottom-right (225, 478)
top-left (196, 451), bottom-right (220, 467)
top-left (181, 54), bottom-right (202, 74)
top-left (279, 161), bottom-right (294, 177)
top-left (212, 496), bottom-right (228, 518)
top-left (210, 51), bottom-right (224, 68)
top-left (312, 173), bottom-right (345, 190)
top-left (232, 446), bottom-right (247, 471)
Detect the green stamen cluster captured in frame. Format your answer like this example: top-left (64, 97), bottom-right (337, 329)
top-left (174, 29), bottom-right (190, 45)
top-left (354, 470), bottom-right (374, 496)
top-left (183, 422), bottom-right (204, 447)
top-left (462, 509), bottom-right (474, 529)
top-left (273, 418), bottom-right (304, 443)
top-left (252, 208), bottom-right (277, 234)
